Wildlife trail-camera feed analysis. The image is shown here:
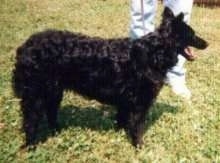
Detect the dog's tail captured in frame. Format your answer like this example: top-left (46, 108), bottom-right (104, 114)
top-left (12, 45), bottom-right (27, 98)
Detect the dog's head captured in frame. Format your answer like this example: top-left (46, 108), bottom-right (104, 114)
top-left (162, 7), bottom-right (208, 60)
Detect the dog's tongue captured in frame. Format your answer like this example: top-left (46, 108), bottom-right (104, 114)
top-left (184, 47), bottom-right (197, 61)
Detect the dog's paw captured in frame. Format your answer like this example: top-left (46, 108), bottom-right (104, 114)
top-left (132, 138), bottom-right (144, 148)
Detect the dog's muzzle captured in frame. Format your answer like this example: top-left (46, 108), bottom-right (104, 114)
top-left (190, 35), bottom-right (208, 50)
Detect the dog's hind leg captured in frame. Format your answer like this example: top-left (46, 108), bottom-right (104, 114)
top-left (21, 97), bottom-right (45, 147)
top-left (46, 87), bottom-right (63, 130)
top-left (44, 86), bottom-right (63, 130)
top-left (45, 101), bottom-right (60, 131)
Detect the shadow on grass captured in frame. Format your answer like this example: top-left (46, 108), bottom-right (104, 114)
top-left (35, 102), bottom-right (178, 145)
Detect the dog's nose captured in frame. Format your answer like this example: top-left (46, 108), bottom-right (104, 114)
top-left (192, 36), bottom-right (208, 50)
top-left (200, 40), bottom-right (208, 49)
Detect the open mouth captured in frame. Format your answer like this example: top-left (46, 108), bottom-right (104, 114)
top-left (183, 38), bottom-right (208, 61)
top-left (183, 47), bottom-right (197, 61)
top-left (182, 35), bottom-right (208, 61)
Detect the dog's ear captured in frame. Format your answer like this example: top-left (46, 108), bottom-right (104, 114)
top-left (176, 13), bottom-right (184, 21)
top-left (163, 7), bottom-right (175, 20)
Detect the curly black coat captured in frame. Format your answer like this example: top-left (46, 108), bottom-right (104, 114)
top-left (12, 7), bottom-right (208, 147)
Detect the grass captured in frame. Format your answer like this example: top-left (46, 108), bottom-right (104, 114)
top-left (0, 0), bottom-right (220, 162)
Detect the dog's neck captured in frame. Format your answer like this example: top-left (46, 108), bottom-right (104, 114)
top-left (130, 23), bottom-right (180, 82)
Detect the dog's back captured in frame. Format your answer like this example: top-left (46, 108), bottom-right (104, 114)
top-left (13, 30), bottom-right (134, 104)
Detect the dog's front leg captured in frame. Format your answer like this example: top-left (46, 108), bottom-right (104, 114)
top-left (127, 105), bottom-right (147, 147)
top-left (116, 104), bottom-right (130, 130)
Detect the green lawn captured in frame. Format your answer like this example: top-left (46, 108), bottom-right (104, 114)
top-left (0, 0), bottom-right (219, 162)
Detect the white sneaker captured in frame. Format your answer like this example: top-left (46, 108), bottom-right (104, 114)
top-left (165, 55), bottom-right (192, 100)
top-left (170, 82), bottom-right (191, 100)
top-left (165, 72), bottom-right (192, 100)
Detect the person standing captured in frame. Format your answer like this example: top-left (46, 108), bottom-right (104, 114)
top-left (130, 0), bottom-right (194, 99)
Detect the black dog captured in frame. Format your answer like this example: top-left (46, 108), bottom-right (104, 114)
top-left (12, 7), bottom-right (208, 147)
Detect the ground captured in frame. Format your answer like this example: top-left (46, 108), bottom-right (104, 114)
top-left (0, 0), bottom-right (219, 162)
